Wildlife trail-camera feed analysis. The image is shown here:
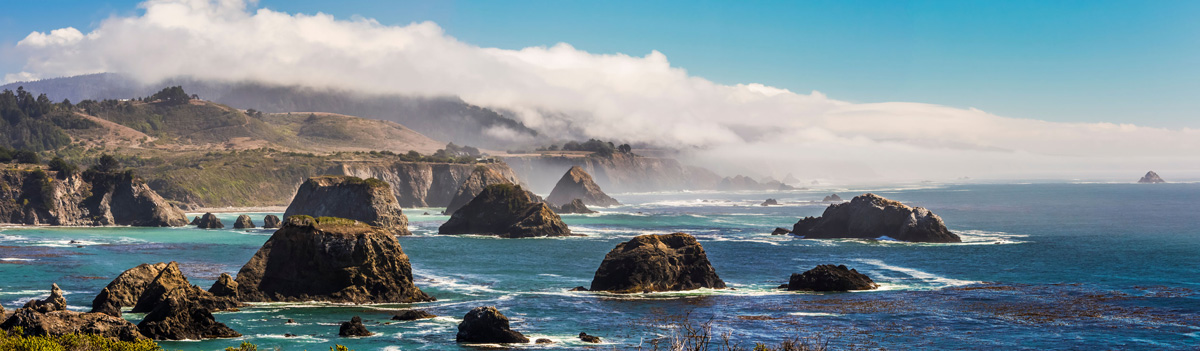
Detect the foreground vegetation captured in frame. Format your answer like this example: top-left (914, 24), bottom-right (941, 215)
top-left (0, 328), bottom-right (161, 351)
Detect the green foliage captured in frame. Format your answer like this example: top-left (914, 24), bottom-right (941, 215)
top-left (94, 154), bottom-right (121, 173)
top-left (0, 328), bottom-right (163, 351)
top-left (224, 341), bottom-right (258, 351)
top-left (433, 142), bottom-right (482, 159)
top-left (150, 86), bottom-right (190, 105)
top-left (47, 157), bottom-right (78, 178)
top-left (14, 149), bottom-right (40, 164)
top-left (0, 87), bottom-right (94, 151)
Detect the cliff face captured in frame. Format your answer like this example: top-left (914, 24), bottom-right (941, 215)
top-left (445, 166), bottom-right (515, 215)
top-left (502, 154), bottom-right (721, 194)
top-left (283, 176), bottom-right (410, 235)
top-left (0, 168), bottom-right (187, 226)
top-left (333, 161), bottom-right (520, 208)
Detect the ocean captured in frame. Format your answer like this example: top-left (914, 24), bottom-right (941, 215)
top-left (1, 183), bottom-right (1197, 350)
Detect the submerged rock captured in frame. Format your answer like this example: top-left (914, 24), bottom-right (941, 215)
top-left (261, 214), bottom-right (282, 229)
top-left (590, 233), bottom-right (726, 293)
top-left (233, 215), bottom-right (255, 229)
top-left (1, 306), bottom-right (144, 341)
top-left (137, 288), bottom-right (240, 340)
top-left (1138, 171), bottom-right (1166, 184)
top-left (339, 316), bottom-right (373, 337)
top-left (92, 262), bottom-right (169, 316)
top-left (553, 198), bottom-right (597, 214)
top-left (22, 284), bottom-right (67, 313)
top-left (235, 215), bottom-right (434, 303)
top-left (391, 310), bottom-right (436, 321)
top-left (208, 273), bottom-right (238, 298)
top-left (787, 265), bottom-right (878, 292)
top-left (456, 306), bottom-right (529, 344)
top-left (761, 198), bottom-right (779, 206)
top-left (283, 175), bottom-right (411, 235)
top-left (196, 213), bottom-right (223, 229)
top-left (771, 227), bottom-right (791, 235)
top-left (792, 193), bottom-right (961, 243)
top-left (546, 166), bottom-right (620, 207)
top-left (822, 194), bottom-right (843, 202)
top-left (439, 184), bottom-right (571, 238)
top-left (445, 166), bottom-right (516, 215)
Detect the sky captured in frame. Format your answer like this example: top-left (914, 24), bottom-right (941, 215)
top-left (1, 0), bottom-right (1199, 181)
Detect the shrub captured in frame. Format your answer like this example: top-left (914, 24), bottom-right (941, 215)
top-left (47, 157), bottom-right (78, 178)
top-left (0, 328), bottom-right (163, 351)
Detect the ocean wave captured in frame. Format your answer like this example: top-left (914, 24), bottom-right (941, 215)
top-left (853, 259), bottom-right (978, 289)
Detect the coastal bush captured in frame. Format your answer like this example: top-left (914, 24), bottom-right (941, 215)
top-left (47, 157), bottom-right (78, 178)
top-left (0, 328), bottom-right (163, 351)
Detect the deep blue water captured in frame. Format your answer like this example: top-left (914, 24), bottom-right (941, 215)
top-left (1, 183), bottom-right (1198, 350)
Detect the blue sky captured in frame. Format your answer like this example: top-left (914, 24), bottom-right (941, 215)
top-left (2, 0), bottom-right (1198, 127)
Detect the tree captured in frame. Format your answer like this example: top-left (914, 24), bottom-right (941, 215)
top-left (618, 144), bottom-right (632, 154)
top-left (13, 150), bottom-right (39, 164)
top-left (95, 154), bottom-right (120, 173)
top-left (47, 157), bottom-right (78, 178)
top-left (150, 86), bottom-right (190, 105)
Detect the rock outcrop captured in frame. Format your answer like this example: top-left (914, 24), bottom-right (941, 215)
top-left (189, 216), bottom-right (200, 225)
top-left (137, 288), bottom-right (240, 340)
top-left (1, 306), bottom-right (144, 341)
top-left (791, 193), bottom-right (961, 243)
top-left (338, 316), bottom-right (372, 337)
top-left (445, 166), bottom-right (516, 215)
top-left (579, 332), bottom-right (602, 343)
top-left (771, 227), bottom-right (791, 235)
top-left (332, 161), bottom-right (522, 208)
top-left (822, 194), bottom-right (843, 202)
top-left (590, 233), bottom-right (726, 293)
top-left (392, 310), bottom-right (436, 321)
top-left (196, 213), bottom-right (223, 229)
top-left (131, 262), bottom-right (241, 313)
top-left (439, 184), bottom-right (571, 238)
top-left (261, 214), bottom-right (281, 228)
top-left (0, 168), bottom-right (187, 226)
top-left (283, 175), bottom-right (410, 235)
top-left (91, 287), bottom-right (122, 317)
top-left (233, 215), bottom-right (255, 229)
top-left (502, 153), bottom-right (723, 194)
top-left (235, 215), bottom-right (434, 303)
top-left (546, 166), bottom-right (620, 207)
top-left (552, 198), bottom-right (596, 214)
top-left (1138, 171), bottom-right (1166, 183)
top-left (208, 273), bottom-right (238, 298)
top-left (22, 284), bottom-right (67, 313)
top-left (456, 306), bottom-right (529, 344)
top-left (91, 262), bottom-right (169, 316)
top-left (761, 198), bottom-right (779, 206)
top-left (787, 265), bottom-right (878, 292)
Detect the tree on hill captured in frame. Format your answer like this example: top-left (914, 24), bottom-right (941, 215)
top-left (95, 154), bottom-right (121, 173)
top-left (150, 86), bottom-right (191, 105)
top-left (47, 156), bottom-right (78, 178)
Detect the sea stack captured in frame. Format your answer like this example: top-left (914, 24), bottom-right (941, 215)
top-left (445, 166), bottom-right (516, 215)
top-left (262, 214), bottom-right (281, 228)
top-left (137, 288), bottom-right (241, 340)
top-left (546, 166), bottom-right (620, 207)
top-left (786, 265), bottom-right (878, 292)
top-left (196, 213), bottom-right (223, 229)
top-left (91, 262), bottom-right (169, 316)
top-left (130, 262), bottom-right (241, 313)
top-left (235, 215), bottom-right (434, 303)
top-left (1138, 171), bottom-right (1165, 183)
top-left (439, 184), bottom-right (571, 238)
top-left (822, 194), bottom-right (843, 202)
top-left (456, 306), bottom-right (529, 344)
top-left (0, 167), bottom-right (187, 226)
top-left (283, 176), bottom-right (411, 235)
top-left (792, 193), bottom-right (960, 243)
top-left (590, 233), bottom-right (726, 293)
top-left (233, 215), bottom-right (255, 229)
top-left (553, 199), bottom-right (597, 214)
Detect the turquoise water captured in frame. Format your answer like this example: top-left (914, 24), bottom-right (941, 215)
top-left (1, 184), bottom-right (1198, 350)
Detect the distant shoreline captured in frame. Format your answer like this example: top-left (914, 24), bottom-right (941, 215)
top-left (187, 206), bottom-right (286, 214)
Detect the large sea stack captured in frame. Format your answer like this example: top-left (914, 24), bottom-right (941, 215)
top-left (0, 167), bottom-right (187, 226)
top-left (546, 166), bottom-right (620, 207)
top-left (137, 288), bottom-right (241, 340)
top-left (791, 193), bottom-right (961, 243)
top-left (235, 215), bottom-right (434, 303)
top-left (445, 166), bottom-right (516, 215)
top-left (439, 184), bottom-right (571, 238)
top-left (1138, 171), bottom-right (1166, 184)
top-left (130, 262), bottom-right (241, 313)
top-left (590, 233), bottom-right (726, 293)
top-left (91, 262), bottom-right (170, 316)
top-left (456, 306), bottom-right (529, 344)
top-left (283, 175), bottom-right (411, 235)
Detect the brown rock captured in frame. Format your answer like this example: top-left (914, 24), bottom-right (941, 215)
top-left (1, 307), bottom-right (144, 341)
top-left (283, 176), bottom-right (411, 235)
top-left (137, 288), bottom-right (240, 340)
top-left (131, 262), bottom-right (241, 313)
top-left (455, 306), bottom-right (529, 344)
top-left (338, 316), bottom-right (372, 337)
top-left (233, 215), bottom-right (255, 229)
top-left (208, 273), bottom-right (238, 298)
top-left (262, 214), bottom-right (281, 228)
top-left (196, 213), bottom-right (223, 229)
top-left (22, 284), bottom-right (66, 313)
top-left (439, 184), bottom-right (571, 238)
top-left (553, 199), bottom-right (597, 214)
top-left (445, 166), bottom-right (516, 215)
top-left (792, 193), bottom-right (961, 243)
top-left (546, 166), bottom-right (620, 207)
top-left (590, 233), bottom-right (726, 293)
top-left (787, 264), bottom-right (878, 292)
top-left (91, 262), bottom-right (168, 316)
top-left (391, 310), bottom-right (436, 321)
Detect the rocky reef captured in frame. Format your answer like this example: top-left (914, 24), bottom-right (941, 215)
top-left (0, 168), bottom-right (187, 226)
top-left (445, 166), bottom-right (518, 215)
top-left (786, 265), bottom-right (878, 292)
top-left (439, 184), bottom-right (571, 238)
top-left (392, 310), bottom-right (436, 321)
top-left (761, 198), bottom-right (779, 206)
top-left (546, 166), bottom-right (620, 207)
top-left (590, 233), bottom-right (726, 293)
top-left (235, 215), bottom-right (434, 303)
top-left (1138, 171), bottom-right (1165, 183)
top-left (2, 285), bottom-right (145, 342)
top-left (791, 193), bottom-right (961, 243)
top-left (456, 306), bottom-right (529, 344)
top-left (283, 175), bottom-right (411, 235)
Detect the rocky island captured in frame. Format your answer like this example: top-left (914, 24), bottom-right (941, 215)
top-left (283, 175), bottom-right (411, 235)
top-left (1138, 171), bottom-right (1165, 183)
top-left (590, 233), bottom-right (725, 293)
top-left (546, 166), bottom-right (620, 207)
top-left (786, 264), bottom-right (878, 292)
top-left (791, 193), bottom-right (961, 243)
top-left (439, 184), bottom-right (571, 238)
top-left (445, 166), bottom-right (518, 215)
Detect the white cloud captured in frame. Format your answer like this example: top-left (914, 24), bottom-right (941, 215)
top-left (8, 0), bottom-right (1200, 181)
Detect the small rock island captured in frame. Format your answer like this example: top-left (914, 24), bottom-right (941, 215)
top-left (792, 193), bottom-right (961, 243)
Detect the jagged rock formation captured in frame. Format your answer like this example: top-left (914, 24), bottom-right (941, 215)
top-left (553, 199), bottom-right (596, 214)
top-left (439, 184), bottom-right (571, 238)
top-left (590, 233), bottom-right (726, 293)
top-left (338, 316), bottom-right (372, 337)
top-left (333, 162), bottom-right (521, 207)
top-left (392, 310), bottom-right (436, 321)
top-left (1, 305), bottom-right (144, 341)
top-left (761, 198), bottom-right (779, 206)
top-left (787, 265), bottom-right (878, 292)
top-left (822, 194), bottom-right (843, 202)
top-left (262, 214), bottom-right (281, 228)
top-left (189, 216), bottom-right (200, 225)
top-left (131, 262), bottom-right (242, 313)
top-left (792, 193), bottom-right (961, 243)
top-left (502, 153), bottom-right (723, 194)
top-left (137, 288), bottom-right (240, 340)
top-left (91, 262), bottom-right (169, 316)
top-left (20, 284), bottom-right (67, 313)
top-left (233, 215), bottom-right (255, 229)
top-left (546, 166), bottom-right (620, 207)
top-left (208, 273), bottom-right (238, 298)
top-left (445, 166), bottom-right (518, 215)
top-left (196, 213), bottom-right (223, 229)
top-left (0, 168), bottom-right (187, 226)
top-left (456, 306), bottom-right (529, 344)
top-left (771, 227), bottom-right (791, 235)
top-left (579, 332), bottom-right (602, 343)
top-left (283, 175), bottom-right (410, 235)
top-left (1138, 171), bottom-right (1165, 183)
top-left (235, 215), bottom-right (434, 303)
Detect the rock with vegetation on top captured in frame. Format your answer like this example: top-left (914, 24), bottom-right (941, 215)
top-left (339, 316), bottom-right (373, 337)
top-left (445, 166), bottom-right (517, 215)
top-left (792, 193), bottom-right (961, 243)
top-left (283, 175), bottom-right (411, 235)
top-left (553, 198), bottom-right (597, 214)
top-left (0, 167), bottom-right (187, 226)
top-left (455, 306), bottom-right (529, 344)
top-left (131, 262), bottom-right (242, 313)
top-left (208, 273), bottom-right (238, 298)
top-left (91, 262), bottom-right (169, 316)
top-left (196, 213), bottom-right (223, 229)
top-left (233, 215), bottom-right (255, 229)
top-left (786, 264), bottom-right (878, 292)
top-left (822, 194), bottom-right (843, 202)
top-left (391, 310), bottom-right (436, 321)
top-left (235, 215), bottom-right (434, 303)
top-left (137, 288), bottom-right (241, 340)
top-left (546, 166), bottom-right (620, 207)
top-left (1, 305), bottom-right (145, 342)
top-left (590, 233), bottom-right (726, 293)
top-left (261, 214), bottom-right (281, 228)
top-left (1138, 171), bottom-right (1166, 183)
top-left (439, 184), bottom-right (571, 238)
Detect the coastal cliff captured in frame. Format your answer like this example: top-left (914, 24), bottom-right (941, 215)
top-left (502, 153), bottom-right (721, 194)
top-left (332, 161), bottom-right (521, 208)
top-left (0, 167), bottom-right (187, 226)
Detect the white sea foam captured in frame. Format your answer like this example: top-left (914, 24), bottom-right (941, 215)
top-left (0, 257), bottom-right (34, 261)
top-left (787, 312), bottom-right (841, 317)
top-left (854, 259), bottom-right (978, 289)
